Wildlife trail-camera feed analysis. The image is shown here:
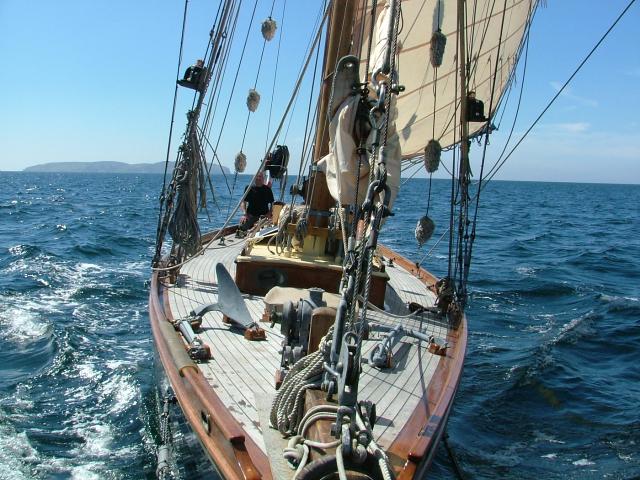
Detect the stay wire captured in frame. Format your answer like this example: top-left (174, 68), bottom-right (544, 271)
top-left (348, 0), bottom-right (377, 236)
top-left (363, 0), bottom-right (377, 79)
top-left (466, 0), bottom-right (497, 88)
top-left (355, 0), bottom-right (368, 61)
top-left (462, 0), bottom-right (509, 288)
top-left (426, 3), bottom-right (442, 222)
top-left (447, 0), bottom-right (461, 281)
top-left (202, 0), bottom-right (239, 148)
top-left (196, 125), bottom-right (233, 195)
top-left (481, 3), bottom-right (533, 183)
top-left (454, 0), bottom-right (472, 295)
top-left (208, 0), bottom-right (260, 175)
top-left (417, 225), bottom-right (451, 267)
top-left (400, 161), bottom-right (423, 186)
top-left (153, 0), bottom-right (333, 272)
top-left (155, 0), bottom-right (190, 258)
top-left (483, 0), bottom-right (638, 186)
top-left (239, 0), bottom-right (275, 154)
top-left (265, 0), bottom-right (288, 151)
top-left (203, 1), bottom-right (241, 145)
top-left (300, 29), bottom-right (324, 221)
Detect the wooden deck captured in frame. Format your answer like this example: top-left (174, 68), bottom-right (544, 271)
top-left (166, 232), bottom-right (448, 455)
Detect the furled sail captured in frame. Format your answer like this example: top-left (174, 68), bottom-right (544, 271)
top-left (359, 0), bottom-right (537, 159)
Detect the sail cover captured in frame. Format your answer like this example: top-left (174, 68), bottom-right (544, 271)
top-left (359, 0), bottom-right (537, 159)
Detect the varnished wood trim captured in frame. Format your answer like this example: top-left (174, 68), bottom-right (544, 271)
top-left (182, 367), bottom-right (246, 445)
top-left (376, 243), bottom-right (468, 478)
top-left (377, 244), bottom-right (439, 292)
top-left (152, 227), bottom-right (466, 480)
top-left (201, 225), bottom-right (239, 244)
top-left (150, 271), bottom-right (272, 480)
top-left (410, 321), bottom-right (467, 460)
top-left (393, 318), bottom-right (467, 479)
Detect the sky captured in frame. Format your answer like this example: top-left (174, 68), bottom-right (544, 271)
top-left (0, 0), bottom-right (638, 184)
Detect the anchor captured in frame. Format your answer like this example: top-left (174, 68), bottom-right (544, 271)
top-left (190, 263), bottom-right (266, 340)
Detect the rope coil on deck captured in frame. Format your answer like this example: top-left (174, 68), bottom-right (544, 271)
top-left (270, 333), bottom-right (330, 436)
top-left (270, 327), bottom-right (396, 480)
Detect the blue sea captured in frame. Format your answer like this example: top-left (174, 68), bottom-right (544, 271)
top-left (0, 172), bottom-right (638, 479)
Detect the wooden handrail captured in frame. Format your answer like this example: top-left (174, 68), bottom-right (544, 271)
top-left (149, 272), bottom-right (269, 479)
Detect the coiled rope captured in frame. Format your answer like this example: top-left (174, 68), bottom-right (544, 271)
top-left (270, 331), bottom-right (332, 436)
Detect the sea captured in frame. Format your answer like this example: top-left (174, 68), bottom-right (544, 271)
top-left (0, 171), bottom-right (638, 479)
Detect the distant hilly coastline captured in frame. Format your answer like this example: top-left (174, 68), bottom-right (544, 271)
top-left (23, 161), bottom-right (230, 175)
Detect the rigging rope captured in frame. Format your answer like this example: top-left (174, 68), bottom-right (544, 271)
top-left (270, 331), bottom-right (332, 436)
top-left (207, 0), bottom-right (260, 177)
top-left (447, 16), bottom-right (460, 282)
top-left (265, 0), bottom-right (287, 152)
top-left (460, 0), bottom-right (510, 291)
top-left (482, 0), bottom-right (638, 187)
top-left (443, 431), bottom-right (467, 480)
top-left (483, 9), bottom-right (532, 182)
top-left (203, 0), bottom-right (242, 148)
top-left (239, 2), bottom-right (275, 154)
top-left (299, 32), bottom-right (324, 226)
top-left (152, 1), bottom-right (333, 272)
top-left (153, 0), bottom-right (190, 265)
top-left (282, 0), bottom-right (326, 147)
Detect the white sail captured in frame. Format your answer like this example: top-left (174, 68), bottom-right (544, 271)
top-left (360, 0), bottom-right (538, 159)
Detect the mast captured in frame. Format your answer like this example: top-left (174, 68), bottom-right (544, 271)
top-left (457, 0), bottom-right (470, 304)
top-left (313, 0), bottom-right (356, 160)
top-left (458, 0), bottom-right (469, 168)
top-left (307, 0), bottom-right (357, 225)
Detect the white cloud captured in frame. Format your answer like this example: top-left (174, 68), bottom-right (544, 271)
top-left (523, 128), bottom-right (640, 158)
top-left (548, 122), bottom-right (590, 133)
top-left (481, 125), bottom-right (640, 183)
top-left (549, 82), bottom-right (598, 108)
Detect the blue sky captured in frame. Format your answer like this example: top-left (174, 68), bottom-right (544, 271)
top-left (0, 0), bottom-right (638, 183)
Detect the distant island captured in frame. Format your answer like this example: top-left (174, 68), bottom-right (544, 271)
top-left (23, 161), bottom-right (230, 175)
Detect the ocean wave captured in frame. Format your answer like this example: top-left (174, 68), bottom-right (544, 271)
top-left (508, 351), bottom-right (557, 388)
top-left (552, 312), bottom-right (600, 346)
top-left (514, 282), bottom-right (578, 298)
top-left (514, 231), bottom-right (557, 244)
top-left (67, 415), bottom-right (115, 458)
top-left (598, 294), bottom-right (640, 315)
top-left (99, 373), bottom-right (139, 416)
top-left (69, 463), bottom-right (106, 480)
top-left (567, 246), bottom-right (636, 267)
top-left (1, 172), bottom-right (638, 479)
top-left (477, 312), bottom-right (597, 391)
top-left (524, 314), bottom-right (557, 335)
top-left (0, 299), bottom-right (53, 344)
top-left (515, 265), bottom-right (539, 277)
top-left (533, 430), bottom-right (566, 445)
top-left (0, 420), bottom-right (38, 479)
top-left (7, 244), bottom-right (44, 258)
top-left (73, 244), bottom-right (115, 257)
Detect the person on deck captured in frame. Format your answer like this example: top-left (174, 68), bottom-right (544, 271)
top-left (239, 171), bottom-right (274, 231)
top-left (177, 59), bottom-right (206, 91)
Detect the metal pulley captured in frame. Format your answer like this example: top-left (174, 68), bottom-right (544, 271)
top-left (279, 288), bottom-right (327, 370)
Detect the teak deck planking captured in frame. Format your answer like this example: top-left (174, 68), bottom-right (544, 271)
top-left (166, 233), bottom-right (448, 455)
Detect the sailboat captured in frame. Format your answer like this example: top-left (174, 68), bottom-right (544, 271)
top-left (149, 0), bottom-right (536, 478)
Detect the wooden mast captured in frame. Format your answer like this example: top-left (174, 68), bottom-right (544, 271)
top-left (314, 0), bottom-right (357, 160)
top-left (457, 0), bottom-right (470, 302)
top-left (458, 0), bottom-right (469, 173)
top-left (306, 0), bottom-right (357, 226)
